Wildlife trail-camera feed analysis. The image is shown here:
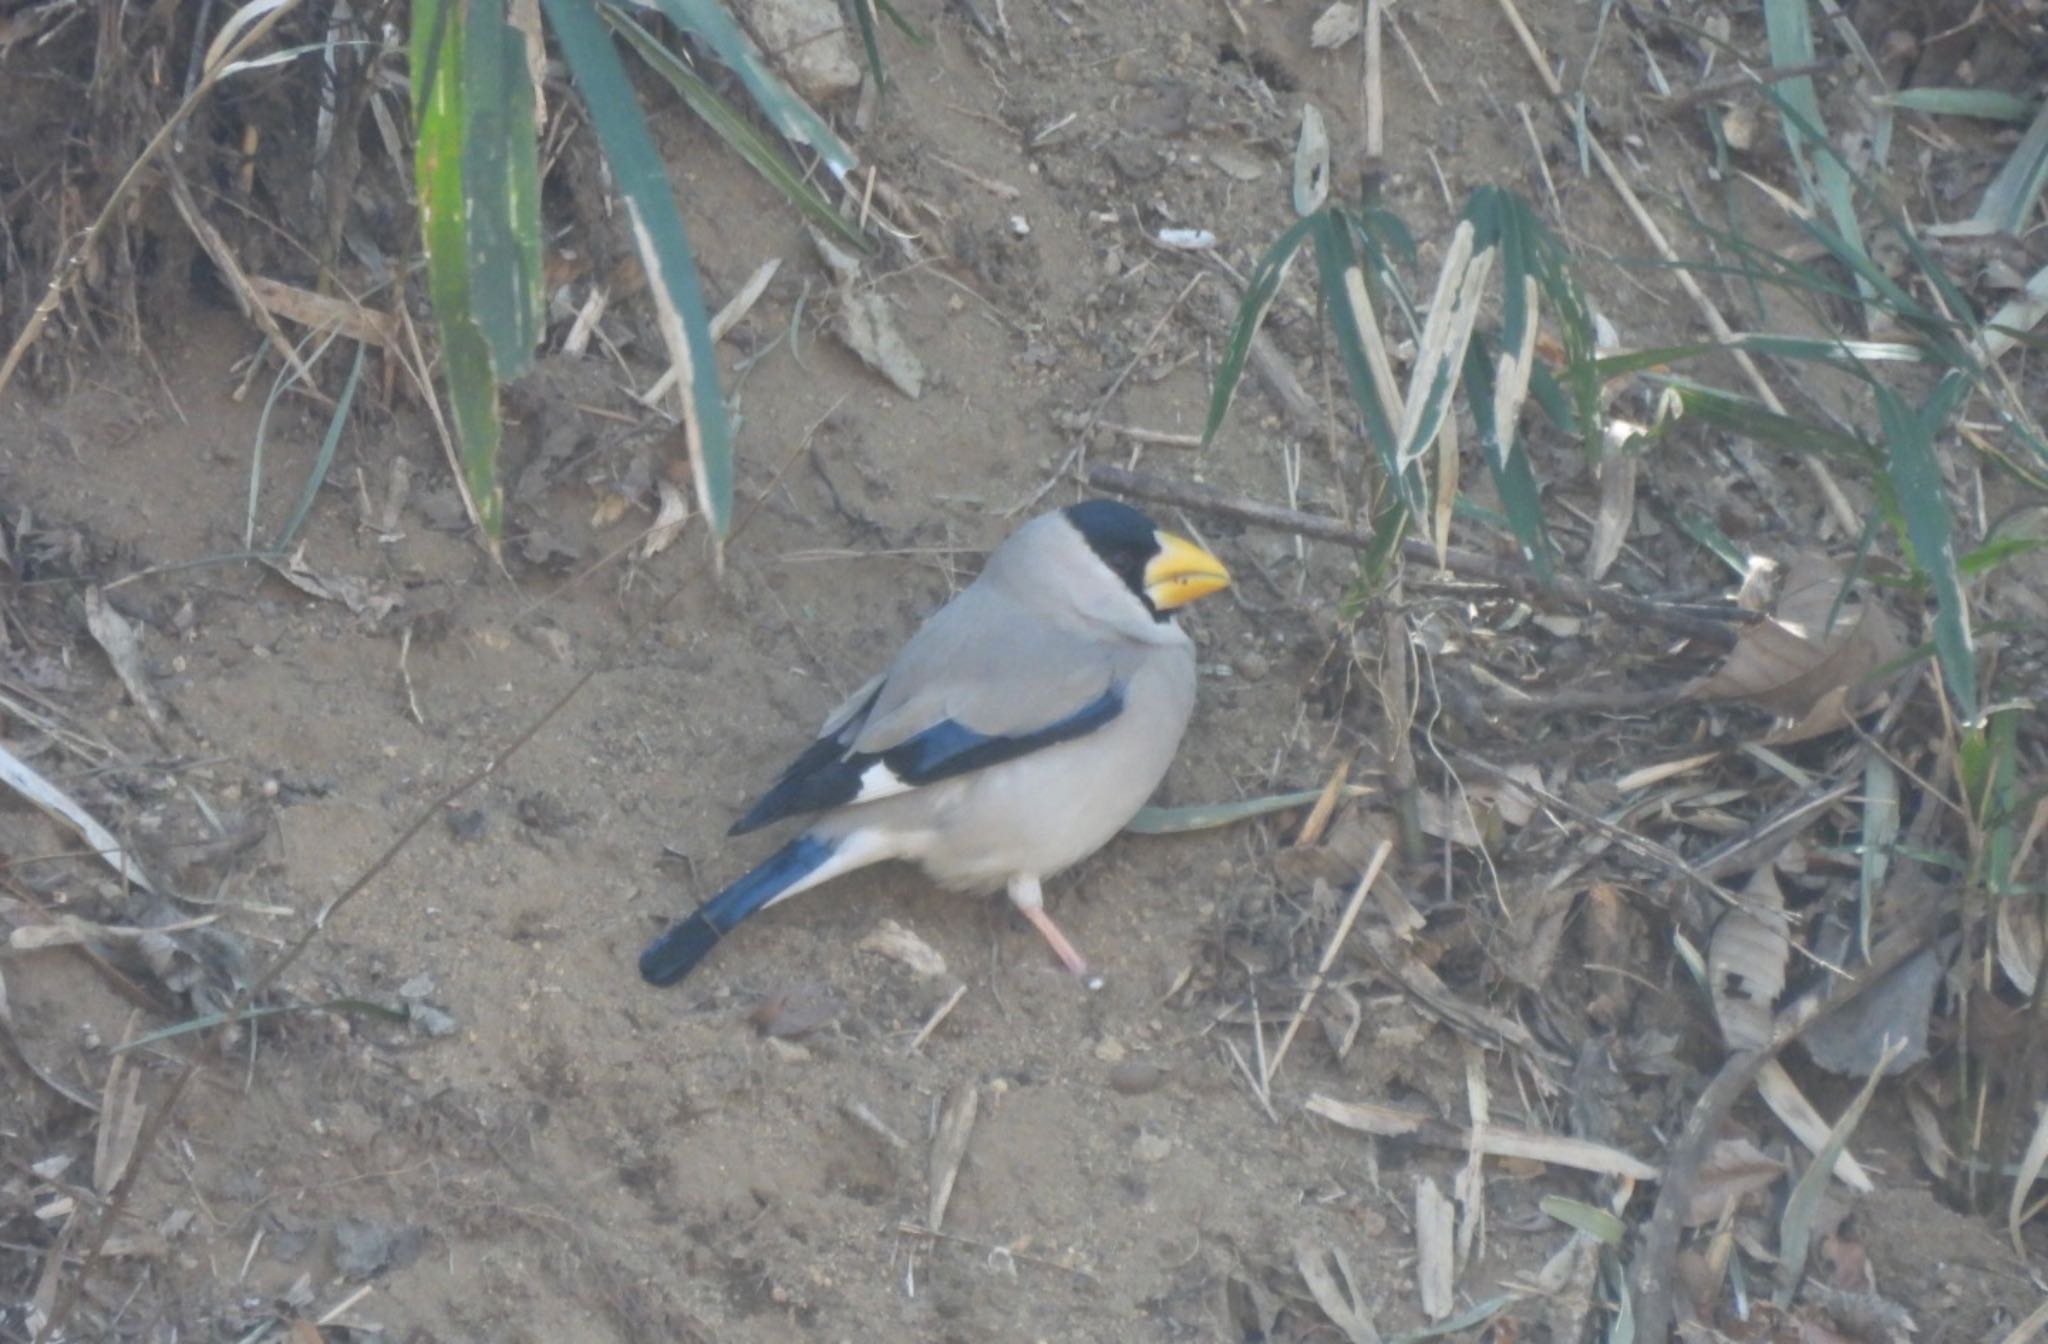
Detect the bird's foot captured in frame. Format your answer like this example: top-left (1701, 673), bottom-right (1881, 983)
top-left (1008, 875), bottom-right (1102, 989)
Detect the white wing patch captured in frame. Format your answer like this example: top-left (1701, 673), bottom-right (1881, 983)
top-left (849, 758), bottom-right (916, 807)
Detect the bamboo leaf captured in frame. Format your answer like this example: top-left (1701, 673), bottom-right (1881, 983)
top-left (544, 0), bottom-right (734, 535)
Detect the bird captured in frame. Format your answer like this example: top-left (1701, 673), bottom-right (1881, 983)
top-left (639, 499), bottom-right (1232, 987)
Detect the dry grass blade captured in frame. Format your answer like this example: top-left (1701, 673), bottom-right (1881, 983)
top-left (1756, 1057), bottom-right (1875, 1194)
top-left (93, 1016), bottom-right (146, 1193)
top-left (0, 742), bottom-right (157, 895)
top-left (926, 1081), bottom-right (978, 1232)
top-left (2008, 1098), bottom-right (2048, 1257)
top-left (1415, 1177), bottom-right (1455, 1320)
top-left (1294, 1236), bottom-right (1383, 1344)
top-left (83, 587), bottom-right (171, 739)
top-left (0, 967), bottom-right (100, 1111)
top-left (1305, 1095), bottom-right (1659, 1180)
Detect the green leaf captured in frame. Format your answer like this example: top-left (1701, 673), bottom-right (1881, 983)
top-left (606, 7), bottom-right (868, 251)
top-left (1463, 334), bottom-right (1552, 576)
top-left (1652, 377), bottom-right (1878, 464)
top-left (1310, 209), bottom-right (1420, 516)
top-left (1202, 213), bottom-right (1316, 445)
top-left (1972, 97), bottom-right (2048, 236)
top-left (644, 0), bottom-right (858, 179)
top-left (1876, 374), bottom-right (1978, 723)
top-left (544, 0), bottom-right (734, 535)
top-left (1878, 88), bottom-right (2037, 122)
top-left (1540, 1195), bottom-right (1625, 1246)
top-left (412, 0), bottom-right (544, 539)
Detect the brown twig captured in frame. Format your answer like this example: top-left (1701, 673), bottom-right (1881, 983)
top-left (1086, 463), bottom-right (1749, 645)
top-left (1656, 59), bottom-right (1841, 112)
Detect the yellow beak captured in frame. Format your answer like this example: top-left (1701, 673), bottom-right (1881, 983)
top-left (1144, 531), bottom-right (1232, 610)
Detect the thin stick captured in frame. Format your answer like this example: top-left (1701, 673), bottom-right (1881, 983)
top-left (906, 982), bottom-right (967, 1054)
top-left (1266, 841), bottom-right (1391, 1085)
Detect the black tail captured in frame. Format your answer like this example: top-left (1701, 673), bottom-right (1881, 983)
top-left (640, 835), bottom-right (836, 985)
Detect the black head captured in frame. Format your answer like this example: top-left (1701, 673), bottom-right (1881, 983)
top-left (1064, 500), bottom-right (1166, 619)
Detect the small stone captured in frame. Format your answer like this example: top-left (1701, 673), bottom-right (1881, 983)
top-left (1132, 1132), bottom-right (1173, 1163)
top-left (1093, 1037), bottom-right (1127, 1064)
top-left (1233, 650), bottom-right (1270, 681)
top-left (1108, 1061), bottom-right (1169, 1096)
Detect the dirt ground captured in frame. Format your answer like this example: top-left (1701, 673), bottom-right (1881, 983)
top-left (2, 0), bottom-right (2044, 1339)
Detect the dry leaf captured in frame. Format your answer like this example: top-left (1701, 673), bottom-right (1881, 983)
top-left (926, 1081), bottom-right (978, 1231)
top-left (85, 587), bottom-right (170, 736)
top-left (94, 1019), bottom-right (145, 1193)
top-left (1686, 1138), bottom-right (1785, 1226)
top-left (639, 480), bottom-right (691, 559)
top-left (264, 548), bottom-right (403, 624)
top-left (812, 229), bottom-right (925, 398)
top-left (1708, 866), bottom-right (1790, 1052)
top-left (1685, 554), bottom-right (1904, 737)
top-left (1587, 449), bottom-right (1636, 581)
top-left (1310, 2), bottom-right (1363, 48)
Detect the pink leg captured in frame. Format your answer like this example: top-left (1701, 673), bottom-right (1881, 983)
top-left (1007, 874), bottom-right (1090, 978)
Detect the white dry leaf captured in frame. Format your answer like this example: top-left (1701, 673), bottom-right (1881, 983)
top-left (1707, 865), bottom-right (1789, 1052)
top-left (0, 743), bottom-right (156, 894)
top-left (639, 480), bottom-right (692, 559)
top-left (1310, 2), bottom-right (1364, 49)
top-left (265, 548), bottom-right (403, 623)
top-left (1586, 449), bottom-right (1636, 581)
top-left (1414, 1177), bottom-right (1456, 1321)
top-left (857, 918), bottom-right (948, 978)
top-left (1684, 553), bottom-right (1904, 740)
top-left (1294, 1238), bottom-right (1382, 1344)
top-left (84, 587), bottom-right (169, 736)
top-left (926, 1081), bottom-right (978, 1232)
top-left (811, 229), bottom-right (925, 398)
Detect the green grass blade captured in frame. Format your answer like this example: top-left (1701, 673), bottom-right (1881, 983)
top-left (872, 0), bottom-right (929, 43)
top-left (412, 0), bottom-right (545, 539)
top-left (1654, 377), bottom-right (1878, 464)
top-left (848, 0), bottom-right (886, 90)
top-left (1202, 213), bottom-right (1316, 445)
top-left (1876, 375), bottom-right (1978, 722)
top-left (1762, 0), bottom-right (1872, 317)
top-left (545, 0), bottom-right (734, 536)
top-left (272, 340), bottom-right (366, 553)
top-left (606, 6), bottom-right (868, 251)
top-left (1878, 88), bottom-right (2037, 121)
top-left (1972, 98), bottom-right (2048, 236)
top-left (645, 0), bottom-right (858, 179)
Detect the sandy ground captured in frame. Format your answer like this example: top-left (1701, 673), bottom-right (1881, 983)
top-left (2, 0), bottom-right (2043, 1339)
